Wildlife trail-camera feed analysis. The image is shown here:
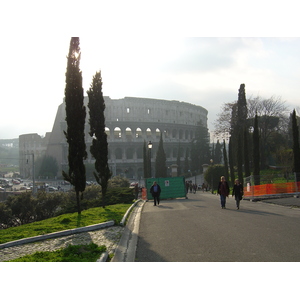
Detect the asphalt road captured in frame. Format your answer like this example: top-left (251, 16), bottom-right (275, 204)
top-left (135, 192), bottom-right (300, 262)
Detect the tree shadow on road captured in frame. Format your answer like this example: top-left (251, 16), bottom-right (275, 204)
top-left (232, 208), bottom-right (281, 216)
top-left (135, 235), bottom-right (167, 262)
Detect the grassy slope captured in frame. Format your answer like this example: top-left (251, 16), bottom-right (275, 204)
top-left (0, 203), bottom-right (131, 244)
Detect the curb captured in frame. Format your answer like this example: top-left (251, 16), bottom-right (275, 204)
top-left (0, 220), bottom-right (115, 250)
top-left (112, 200), bottom-right (145, 262)
top-left (99, 199), bottom-right (143, 262)
top-left (120, 199), bottom-right (142, 226)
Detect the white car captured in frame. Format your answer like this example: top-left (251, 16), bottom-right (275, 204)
top-left (48, 186), bottom-right (58, 192)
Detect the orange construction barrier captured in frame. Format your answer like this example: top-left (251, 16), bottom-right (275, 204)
top-left (142, 188), bottom-right (147, 200)
top-left (243, 181), bottom-right (300, 197)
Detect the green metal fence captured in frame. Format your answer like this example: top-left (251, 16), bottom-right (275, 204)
top-left (145, 176), bottom-right (186, 200)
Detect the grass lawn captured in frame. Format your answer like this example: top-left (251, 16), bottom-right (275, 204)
top-left (0, 203), bottom-right (131, 244)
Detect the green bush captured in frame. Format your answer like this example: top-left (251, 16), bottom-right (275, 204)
top-left (0, 184), bottom-right (135, 228)
top-left (35, 191), bottom-right (65, 221)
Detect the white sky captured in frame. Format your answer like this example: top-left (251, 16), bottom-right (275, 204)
top-left (1, 1), bottom-right (300, 139)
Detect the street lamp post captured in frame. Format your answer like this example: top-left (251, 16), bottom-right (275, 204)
top-left (148, 141), bottom-right (152, 178)
top-left (210, 158), bottom-right (213, 194)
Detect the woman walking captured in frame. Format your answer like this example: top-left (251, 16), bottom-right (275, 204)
top-left (217, 176), bottom-right (230, 209)
top-left (232, 179), bottom-right (243, 210)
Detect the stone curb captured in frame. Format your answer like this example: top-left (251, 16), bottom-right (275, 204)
top-left (120, 199), bottom-right (142, 226)
top-left (99, 199), bottom-right (143, 262)
top-left (97, 252), bottom-right (109, 262)
top-left (0, 220), bottom-right (115, 250)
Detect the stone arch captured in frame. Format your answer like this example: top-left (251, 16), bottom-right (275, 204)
top-left (105, 127), bottom-right (111, 139)
top-left (164, 129), bottom-right (170, 139)
top-left (172, 129), bottom-right (177, 138)
top-left (179, 129), bottom-right (183, 140)
top-left (185, 130), bottom-right (189, 140)
top-left (125, 127), bottom-right (133, 140)
top-left (135, 127), bottom-right (142, 139)
top-left (126, 147), bottom-right (134, 159)
top-left (146, 128), bottom-right (152, 140)
top-left (114, 127), bottom-right (122, 139)
top-left (136, 147), bottom-right (143, 159)
top-left (155, 128), bottom-right (161, 139)
top-left (115, 148), bottom-right (122, 159)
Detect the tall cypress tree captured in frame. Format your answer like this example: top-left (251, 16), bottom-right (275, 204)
top-left (155, 134), bottom-right (167, 178)
top-left (253, 114), bottom-right (260, 185)
top-left (292, 109), bottom-right (300, 175)
top-left (87, 71), bottom-right (111, 208)
top-left (243, 127), bottom-right (251, 178)
top-left (62, 37), bottom-right (87, 214)
top-left (176, 143), bottom-right (181, 176)
top-left (236, 84), bottom-right (248, 185)
top-left (228, 137), bottom-right (235, 185)
top-left (143, 141), bottom-right (149, 178)
top-left (223, 140), bottom-right (229, 184)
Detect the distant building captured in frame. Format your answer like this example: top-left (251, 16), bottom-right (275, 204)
top-left (19, 133), bottom-right (51, 178)
top-left (45, 96), bottom-right (208, 180)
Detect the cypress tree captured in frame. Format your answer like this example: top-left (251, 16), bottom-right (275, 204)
top-left (155, 134), bottom-right (167, 178)
top-left (292, 109), bottom-right (300, 174)
top-left (253, 114), bottom-right (260, 185)
top-left (87, 71), bottom-right (111, 208)
top-left (143, 141), bottom-right (149, 178)
top-left (236, 84), bottom-right (248, 185)
top-left (243, 127), bottom-right (251, 178)
top-left (223, 140), bottom-right (229, 184)
top-left (62, 37), bottom-right (87, 215)
top-left (176, 143), bottom-right (181, 176)
top-left (228, 137), bottom-right (235, 185)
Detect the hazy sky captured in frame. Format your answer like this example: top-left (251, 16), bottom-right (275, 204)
top-left (1, 2), bottom-right (299, 140)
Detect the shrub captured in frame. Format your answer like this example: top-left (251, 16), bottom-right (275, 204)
top-left (108, 175), bottom-right (130, 188)
top-left (5, 193), bottom-right (37, 225)
top-left (35, 191), bottom-right (64, 221)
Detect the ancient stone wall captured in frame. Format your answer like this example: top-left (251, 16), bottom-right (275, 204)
top-left (46, 96), bottom-right (208, 181)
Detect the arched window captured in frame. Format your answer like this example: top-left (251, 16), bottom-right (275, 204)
top-left (155, 128), bottom-right (161, 139)
top-left (136, 128), bottom-right (142, 139)
top-left (125, 127), bottom-right (132, 140)
top-left (146, 128), bottom-right (152, 139)
top-left (105, 127), bottom-right (110, 139)
top-left (114, 127), bottom-right (122, 139)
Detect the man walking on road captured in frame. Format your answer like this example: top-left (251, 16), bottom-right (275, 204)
top-left (150, 181), bottom-right (161, 206)
top-left (217, 176), bottom-right (230, 209)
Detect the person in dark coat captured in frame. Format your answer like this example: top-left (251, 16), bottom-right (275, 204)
top-left (232, 179), bottom-right (243, 210)
top-left (150, 181), bottom-right (161, 206)
top-left (217, 176), bottom-right (230, 209)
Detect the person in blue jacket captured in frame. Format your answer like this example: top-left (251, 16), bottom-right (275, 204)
top-left (150, 181), bottom-right (161, 206)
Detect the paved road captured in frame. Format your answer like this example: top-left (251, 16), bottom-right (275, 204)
top-left (135, 192), bottom-right (300, 262)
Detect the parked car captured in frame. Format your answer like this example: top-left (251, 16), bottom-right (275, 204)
top-left (48, 186), bottom-right (58, 192)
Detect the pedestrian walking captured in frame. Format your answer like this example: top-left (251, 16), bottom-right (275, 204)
top-left (193, 183), bottom-right (197, 194)
top-left (232, 179), bottom-right (243, 210)
top-left (150, 181), bottom-right (161, 206)
top-left (134, 183), bottom-right (139, 200)
top-left (217, 176), bottom-right (230, 209)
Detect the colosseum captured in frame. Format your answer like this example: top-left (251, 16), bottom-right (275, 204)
top-left (45, 96), bottom-right (208, 181)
